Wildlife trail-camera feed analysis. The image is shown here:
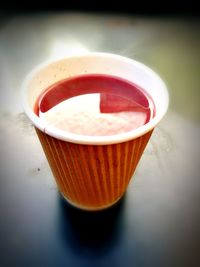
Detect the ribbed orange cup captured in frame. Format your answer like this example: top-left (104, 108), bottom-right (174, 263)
top-left (22, 53), bottom-right (169, 211)
top-left (35, 128), bottom-right (153, 210)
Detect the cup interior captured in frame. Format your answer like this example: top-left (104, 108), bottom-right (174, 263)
top-left (22, 52), bottom-right (169, 145)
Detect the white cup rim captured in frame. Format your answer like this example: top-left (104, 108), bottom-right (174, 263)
top-left (22, 52), bottom-right (169, 145)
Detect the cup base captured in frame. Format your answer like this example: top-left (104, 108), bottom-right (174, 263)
top-left (60, 193), bottom-right (124, 212)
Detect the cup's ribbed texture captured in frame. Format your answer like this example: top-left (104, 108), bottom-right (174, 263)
top-left (36, 128), bottom-right (153, 210)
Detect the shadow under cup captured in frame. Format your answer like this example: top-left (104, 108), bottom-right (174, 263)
top-left (22, 53), bottom-right (169, 211)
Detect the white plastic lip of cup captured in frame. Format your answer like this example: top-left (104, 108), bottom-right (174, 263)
top-left (22, 52), bottom-right (169, 145)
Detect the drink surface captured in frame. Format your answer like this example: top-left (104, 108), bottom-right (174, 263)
top-left (35, 74), bottom-right (155, 136)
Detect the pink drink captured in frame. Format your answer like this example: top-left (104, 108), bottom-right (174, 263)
top-left (34, 74), bottom-right (155, 136)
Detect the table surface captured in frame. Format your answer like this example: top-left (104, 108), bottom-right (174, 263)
top-left (0, 12), bottom-right (200, 267)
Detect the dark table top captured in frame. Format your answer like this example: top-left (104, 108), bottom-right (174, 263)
top-left (0, 12), bottom-right (200, 267)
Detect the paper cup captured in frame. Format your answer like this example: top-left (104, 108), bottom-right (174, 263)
top-left (22, 52), bottom-right (169, 211)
